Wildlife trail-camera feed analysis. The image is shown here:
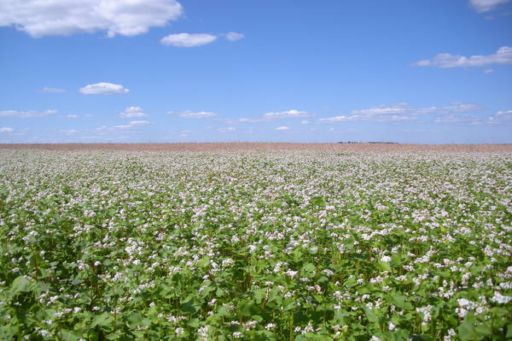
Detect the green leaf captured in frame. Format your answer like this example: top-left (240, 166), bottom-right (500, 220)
top-left (196, 256), bottom-right (210, 269)
top-left (458, 315), bottom-right (478, 341)
top-left (389, 293), bottom-right (412, 310)
top-left (302, 263), bottom-right (316, 277)
top-left (310, 196), bottom-right (326, 207)
top-left (254, 288), bottom-right (266, 304)
top-left (343, 276), bottom-right (357, 288)
top-left (303, 334), bottom-right (333, 341)
top-left (9, 276), bottom-right (33, 297)
top-left (364, 307), bottom-right (379, 324)
top-left (126, 311), bottom-right (143, 328)
top-left (60, 330), bottom-right (81, 341)
top-left (91, 313), bottom-right (114, 329)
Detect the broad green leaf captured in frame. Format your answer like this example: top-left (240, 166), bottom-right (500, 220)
top-left (9, 276), bottom-right (33, 297)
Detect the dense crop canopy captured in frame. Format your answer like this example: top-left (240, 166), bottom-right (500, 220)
top-left (0, 150), bottom-right (511, 340)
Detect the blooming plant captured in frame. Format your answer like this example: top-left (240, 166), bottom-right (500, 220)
top-left (0, 150), bottom-right (511, 340)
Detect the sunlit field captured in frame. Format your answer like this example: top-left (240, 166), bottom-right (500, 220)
top-left (0, 148), bottom-right (511, 340)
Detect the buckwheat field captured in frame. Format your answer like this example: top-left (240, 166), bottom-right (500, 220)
top-left (0, 148), bottom-right (511, 340)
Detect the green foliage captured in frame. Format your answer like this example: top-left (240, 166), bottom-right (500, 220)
top-left (0, 150), bottom-right (511, 339)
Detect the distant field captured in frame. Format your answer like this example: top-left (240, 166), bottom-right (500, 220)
top-left (1, 143), bottom-right (512, 153)
top-left (0, 148), bottom-right (511, 339)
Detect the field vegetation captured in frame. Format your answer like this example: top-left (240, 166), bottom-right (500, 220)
top-left (0, 149), bottom-right (511, 340)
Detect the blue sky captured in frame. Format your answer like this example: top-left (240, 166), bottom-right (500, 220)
top-left (0, 0), bottom-right (511, 143)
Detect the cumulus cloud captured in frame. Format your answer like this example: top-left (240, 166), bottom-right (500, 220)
top-left (239, 109), bottom-right (310, 123)
top-left (488, 109), bottom-right (512, 123)
top-left (320, 115), bottom-right (350, 123)
top-left (225, 32), bottom-right (245, 41)
top-left (263, 109), bottom-right (309, 120)
top-left (275, 126), bottom-right (290, 131)
top-left (0, 127), bottom-right (14, 134)
top-left (176, 111), bottom-right (217, 118)
top-left (0, 0), bottom-right (183, 38)
top-left (0, 109), bottom-right (57, 118)
top-left (469, 0), bottom-right (510, 12)
top-left (80, 82), bottom-right (129, 95)
top-left (120, 106), bottom-right (146, 118)
top-left (161, 33), bottom-right (217, 47)
top-left (40, 86), bottom-right (65, 93)
top-left (320, 103), bottom-right (481, 123)
top-left (414, 46), bottom-right (512, 68)
top-left (321, 103), bottom-right (417, 122)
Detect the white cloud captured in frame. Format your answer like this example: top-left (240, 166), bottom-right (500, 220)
top-left (320, 115), bottom-right (350, 123)
top-left (66, 114), bottom-right (79, 119)
top-left (240, 109), bottom-right (310, 123)
top-left (161, 33), bottom-right (217, 47)
top-left (321, 103), bottom-right (417, 122)
top-left (0, 127), bottom-right (14, 134)
top-left (275, 126), bottom-right (290, 131)
top-left (414, 46), bottom-right (512, 68)
top-left (96, 120), bottom-right (149, 132)
top-left (320, 103), bottom-right (481, 123)
top-left (0, 109), bottom-right (57, 118)
top-left (225, 32), bottom-right (244, 42)
top-left (434, 114), bottom-right (482, 125)
top-left (351, 103), bottom-right (412, 120)
top-left (488, 109), bottom-right (512, 123)
top-left (114, 120), bottom-right (149, 129)
top-left (120, 106), bottom-right (146, 118)
top-left (0, 0), bottom-right (183, 38)
top-left (80, 82), bottom-right (129, 95)
top-left (40, 86), bottom-right (65, 93)
top-left (176, 111), bottom-right (217, 118)
top-left (469, 0), bottom-right (510, 12)
top-left (263, 109), bottom-right (309, 120)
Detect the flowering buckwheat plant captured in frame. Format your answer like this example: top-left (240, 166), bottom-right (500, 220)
top-left (0, 150), bottom-right (511, 339)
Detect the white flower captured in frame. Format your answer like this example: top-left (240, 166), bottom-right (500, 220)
top-left (491, 292), bottom-right (512, 304)
top-left (381, 255), bottom-right (392, 263)
top-left (322, 269), bottom-right (335, 276)
top-left (416, 305), bottom-right (432, 323)
top-left (265, 323), bottom-right (276, 330)
top-left (285, 270), bottom-right (298, 278)
top-left (222, 258), bottom-right (234, 267)
top-left (198, 326), bottom-right (209, 339)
